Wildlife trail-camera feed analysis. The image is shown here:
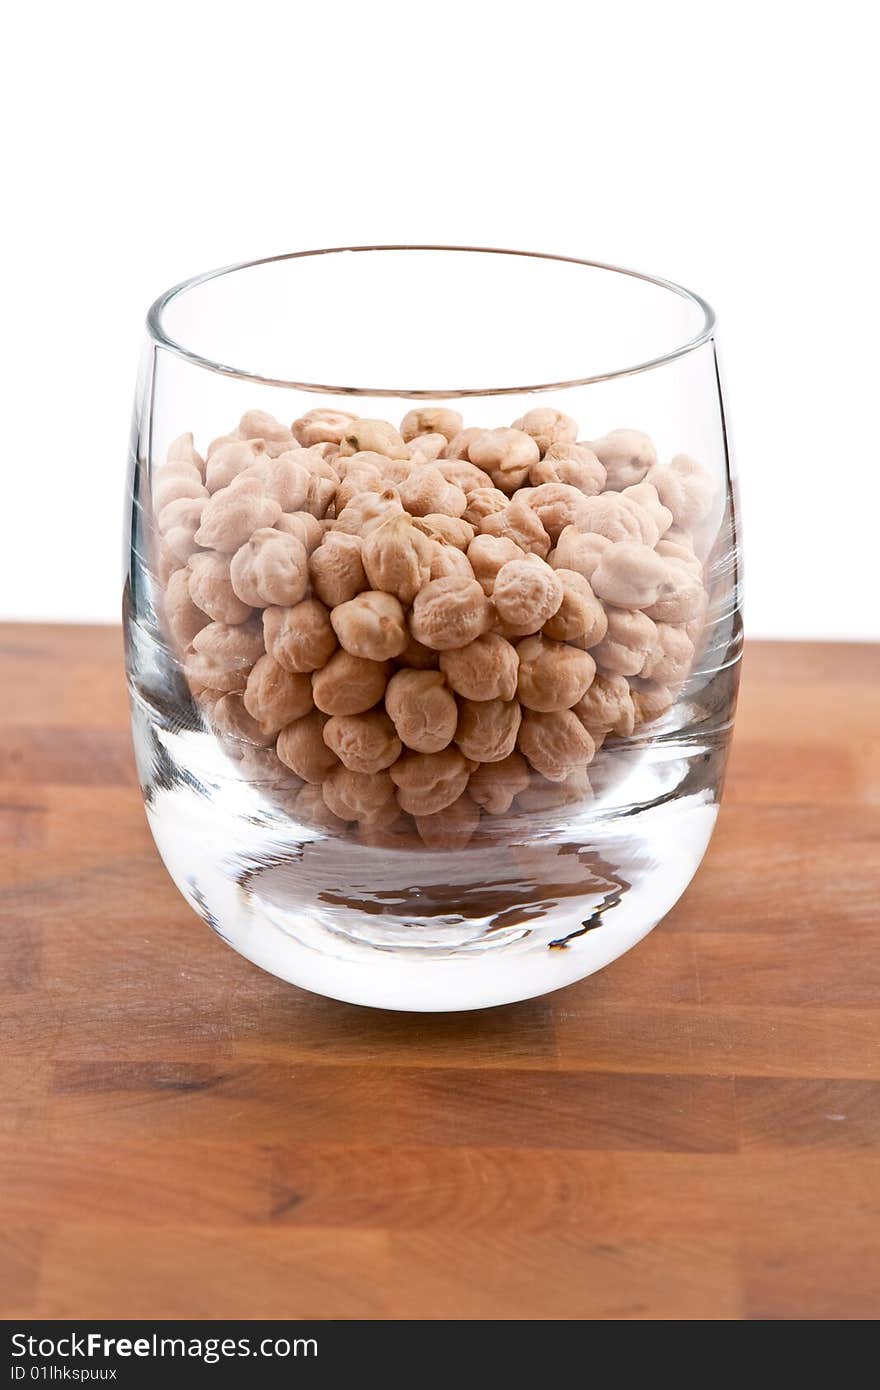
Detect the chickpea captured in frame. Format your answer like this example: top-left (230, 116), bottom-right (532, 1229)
top-left (685, 588), bottom-right (709, 648)
top-left (656, 535), bottom-right (702, 576)
top-left (518, 709), bottom-right (595, 782)
top-left (550, 526), bottom-right (612, 581)
top-left (229, 528), bottom-right (309, 608)
top-left (480, 498), bottom-right (551, 558)
top-left (629, 677), bottom-right (674, 726)
top-left (264, 598), bottom-right (337, 673)
top-left (467, 428), bottom-right (540, 493)
top-left (468, 751), bottom-right (531, 815)
top-left (330, 590), bottom-right (408, 661)
top-left (456, 697), bottom-right (521, 763)
top-left (338, 418), bottom-right (410, 460)
top-left (511, 407), bottom-right (578, 454)
top-left (542, 569), bottom-right (607, 647)
top-left (396, 633), bottom-right (439, 670)
top-left (400, 407), bottom-right (464, 444)
top-left (158, 541), bottom-right (182, 586)
top-left (642, 559), bottom-right (706, 624)
top-left (334, 449), bottom-right (394, 482)
top-left (312, 649), bottom-right (389, 716)
top-left (334, 486), bottom-right (405, 537)
top-left (415, 793), bottom-right (481, 850)
top-left (211, 692), bottom-right (276, 748)
top-left (592, 608), bottom-right (657, 676)
top-left (413, 514), bottom-right (475, 550)
top-left (523, 483), bottom-right (591, 543)
top-left (302, 454), bottom-right (340, 518)
top-left (434, 457), bottom-right (495, 494)
top-left (573, 671), bottom-right (636, 737)
top-left (158, 496), bottom-right (207, 564)
top-left (323, 710), bottom-right (401, 774)
top-left (360, 515), bottom-right (433, 604)
top-left (622, 481), bottom-right (673, 539)
top-left (276, 710), bottom-right (340, 783)
top-left (293, 781), bottom-right (347, 833)
top-left (191, 617), bottom-right (265, 673)
top-left (335, 461), bottom-right (385, 512)
top-left (575, 492), bottom-right (659, 546)
top-left (389, 748), bottom-right (476, 816)
top-left (194, 477), bottom-right (282, 553)
top-left (276, 511), bottom-right (324, 555)
top-left (516, 765), bottom-right (592, 812)
top-left (186, 552), bottom-right (253, 625)
top-left (442, 427), bottom-right (484, 459)
top-left (183, 647), bottom-right (249, 696)
top-left (322, 766), bottom-right (398, 827)
top-left (530, 442), bottom-right (606, 496)
top-left (153, 464), bottom-right (207, 514)
top-left (467, 534), bottom-right (524, 596)
top-left (462, 486), bottom-right (510, 528)
top-left (166, 431), bottom-right (205, 476)
top-left (292, 408), bottom-right (358, 449)
top-left (236, 452), bottom-right (312, 513)
top-left (516, 635), bottom-right (596, 712)
top-left (409, 576), bottom-right (493, 651)
top-left (642, 621), bottom-right (695, 686)
top-left (492, 556), bottom-right (563, 631)
top-left (309, 530), bottom-right (368, 607)
top-left (237, 409), bottom-right (295, 457)
top-left (385, 669), bottom-right (458, 753)
top-left (164, 567), bottom-right (209, 650)
top-left (591, 428), bottom-right (657, 490)
top-left (398, 467), bottom-right (467, 518)
top-left (407, 433), bottom-right (448, 461)
top-left (439, 632), bottom-right (519, 702)
top-left (646, 454), bottom-right (715, 529)
top-left (243, 653), bottom-right (314, 734)
top-left (590, 540), bottom-right (673, 609)
top-left (205, 439), bottom-right (268, 493)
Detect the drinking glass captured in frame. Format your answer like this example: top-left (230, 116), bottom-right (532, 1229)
top-left (124, 246), bottom-right (742, 1010)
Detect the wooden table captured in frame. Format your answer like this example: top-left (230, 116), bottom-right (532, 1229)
top-left (1, 627), bottom-right (877, 1321)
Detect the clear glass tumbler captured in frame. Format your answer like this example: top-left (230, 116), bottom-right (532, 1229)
top-left (125, 246), bottom-right (742, 1011)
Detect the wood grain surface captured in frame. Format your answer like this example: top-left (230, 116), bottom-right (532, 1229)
top-left (1, 625), bottom-right (878, 1321)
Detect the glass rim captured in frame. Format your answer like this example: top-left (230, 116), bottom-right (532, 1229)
top-left (146, 244), bottom-right (717, 400)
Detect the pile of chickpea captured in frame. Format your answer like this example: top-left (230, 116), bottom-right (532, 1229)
top-left (154, 403), bottom-right (714, 848)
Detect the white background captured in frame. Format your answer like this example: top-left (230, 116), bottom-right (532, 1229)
top-left (2, 0), bottom-right (877, 638)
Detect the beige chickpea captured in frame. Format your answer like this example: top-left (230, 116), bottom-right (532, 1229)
top-left (591, 428), bottom-right (657, 490)
top-left (642, 559), bottom-right (706, 624)
top-left (542, 569), bottom-right (607, 647)
top-left (407, 433), bottom-right (448, 462)
top-left (550, 526), bottom-right (612, 582)
top-left (400, 407), bottom-right (464, 444)
top-left (575, 492), bottom-right (659, 546)
top-left (629, 677), bottom-right (674, 726)
top-left (323, 710), bottom-right (401, 774)
top-left (333, 448), bottom-right (393, 482)
top-left (236, 452), bottom-right (312, 513)
top-left (413, 514), bottom-right (474, 550)
top-left (425, 538), bottom-right (473, 582)
top-left (523, 483), bottom-right (591, 543)
top-left (685, 588), bottom-right (709, 648)
top-left (467, 428), bottom-right (540, 493)
top-left (164, 567), bottom-right (209, 649)
top-left (409, 575), bottom-right (493, 651)
top-left (243, 653), bottom-right (314, 734)
top-left (183, 647), bottom-right (248, 696)
top-left (338, 418), bottom-right (410, 459)
top-left (229, 528), bottom-right (309, 608)
top-left (264, 598), bottom-right (337, 673)
top-left (590, 540), bottom-right (672, 609)
top-left (334, 486), bottom-right (405, 537)
top-left (194, 477), bottom-right (282, 553)
top-left (301, 454), bottom-right (340, 519)
top-left (292, 408), bottom-right (358, 449)
top-left (321, 766), bottom-right (398, 827)
top-left (480, 498), bottom-right (551, 558)
top-left (415, 793), bottom-right (481, 850)
top-left (237, 409), bottom-right (295, 457)
top-left (438, 632), bottom-right (519, 702)
top-left (573, 671), bottom-right (636, 737)
top-left (205, 439), bottom-right (268, 493)
top-left (467, 534), bottom-right (524, 596)
top-left (330, 590), bottom-right (408, 661)
top-left (309, 531), bottom-right (368, 607)
top-left (276, 710), bottom-right (340, 783)
top-left (390, 747), bottom-right (475, 816)
top-left (642, 622), bottom-right (695, 686)
top-left (442, 426), bottom-right (484, 460)
top-left (516, 635), bottom-right (596, 712)
top-left (153, 463), bottom-right (207, 514)
top-left (516, 765), bottom-right (592, 812)
top-left (158, 540), bottom-right (183, 586)
top-left (312, 649), bottom-right (389, 716)
top-left (396, 633), bottom-right (439, 670)
top-left (335, 461), bottom-right (385, 512)
top-left (158, 496), bottom-right (207, 564)
top-left (511, 407), bottom-right (578, 454)
top-left (434, 457), bottom-right (495, 495)
top-left (398, 467), bottom-right (467, 519)
top-left (530, 442), bottom-right (606, 496)
top-left (166, 431), bottom-right (205, 476)
top-left (210, 692), bottom-right (276, 748)
top-left (518, 709), bottom-right (595, 782)
top-left (467, 751), bottom-right (531, 815)
top-left (456, 697), bottom-right (521, 763)
top-left (186, 552), bottom-right (253, 625)
top-left (492, 556), bottom-right (563, 631)
top-left (384, 669), bottom-right (458, 753)
top-left (462, 486), bottom-right (509, 528)
top-left (276, 511), bottom-right (323, 555)
top-left (294, 782), bottom-right (347, 833)
top-left (592, 608), bottom-right (657, 676)
top-left (191, 617), bottom-right (265, 673)
top-left (646, 454), bottom-right (715, 529)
